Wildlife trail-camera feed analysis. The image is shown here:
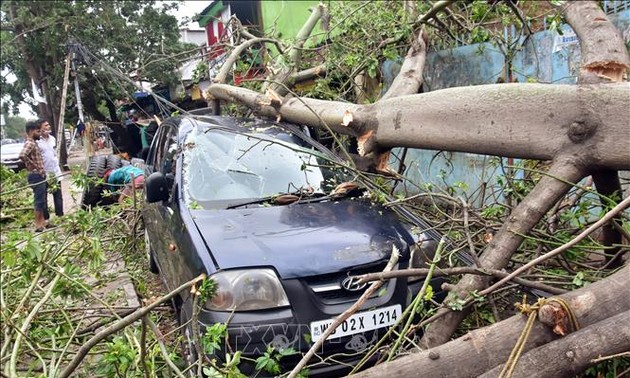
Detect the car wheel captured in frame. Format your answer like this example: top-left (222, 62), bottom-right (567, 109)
top-left (145, 228), bottom-right (159, 274)
top-left (81, 155), bottom-right (108, 208)
top-left (106, 154), bottom-right (123, 170)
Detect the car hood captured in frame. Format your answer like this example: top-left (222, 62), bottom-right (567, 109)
top-left (190, 199), bottom-right (410, 279)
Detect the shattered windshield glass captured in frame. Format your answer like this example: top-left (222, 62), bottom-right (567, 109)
top-left (182, 126), bottom-right (346, 207)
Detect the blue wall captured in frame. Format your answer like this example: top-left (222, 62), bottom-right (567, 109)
top-left (392, 9), bottom-right (630, 205)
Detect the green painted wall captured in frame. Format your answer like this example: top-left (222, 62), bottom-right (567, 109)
top-left (260, 1), bottom-right (322, 43)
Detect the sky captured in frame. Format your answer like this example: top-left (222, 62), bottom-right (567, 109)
top-left (9, 1), bottom-right (211, 119)
top-left (170, 0), bottom-right (210, 29)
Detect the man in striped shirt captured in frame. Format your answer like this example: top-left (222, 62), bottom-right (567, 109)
top-left (19, 121), bottom-right (49, 232)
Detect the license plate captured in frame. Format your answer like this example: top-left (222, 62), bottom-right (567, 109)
top-left (310, 304), bottom-right (401, 342)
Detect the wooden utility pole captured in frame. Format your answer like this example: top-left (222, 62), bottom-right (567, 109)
top-left (56, 53), bottom-right (71, 163)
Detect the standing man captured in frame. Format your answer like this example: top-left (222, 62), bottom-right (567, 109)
top-left (37, 119), bottom-right (64, 219)
top-left (19, 121), bottom-right (49, 232)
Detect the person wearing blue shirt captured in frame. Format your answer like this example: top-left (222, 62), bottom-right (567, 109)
top-left (103, 165), bottom-right (145, 202)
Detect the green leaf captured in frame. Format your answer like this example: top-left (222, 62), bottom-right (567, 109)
top-left (424, 285), bottom-right (434, 301)
top-left (278, 347), bottom-right (297, 357)
top-left (203, 366), bottom-right (225, 378)
top-left (572, 271), bottom-right (584, 287)
top-left (24, 239), bottom-right (43, 262)
top-left (2, 248), bottom-right (17, 267)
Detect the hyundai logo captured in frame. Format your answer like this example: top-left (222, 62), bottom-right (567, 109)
top-left (341, 276), bottom-right (367, 292)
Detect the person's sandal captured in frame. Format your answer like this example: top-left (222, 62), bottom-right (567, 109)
top-left (45, 223), bottom-right (57, 229)
top-left (35, 227), bottom-right (44, 233)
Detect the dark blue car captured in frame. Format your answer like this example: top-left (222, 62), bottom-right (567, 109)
top-left (142, 115), bottom-right (441, 376)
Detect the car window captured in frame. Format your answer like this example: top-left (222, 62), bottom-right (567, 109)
top-left (149, 128), bottom-right (166, 169)
top-left (162, 140), bottom-right (178, 176)
top-left (182, 127), bottom-right (342, 206)
top-left (150, 125), bottom-right (177, 174)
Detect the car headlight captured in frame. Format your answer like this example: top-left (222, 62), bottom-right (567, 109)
top-left (408, 237), bottom-right (438, 283)
top-left (205, 269), bottom-right (290, 311)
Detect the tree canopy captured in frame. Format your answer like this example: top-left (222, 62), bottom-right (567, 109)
top-left (1, 0), bottom-right (195, 124)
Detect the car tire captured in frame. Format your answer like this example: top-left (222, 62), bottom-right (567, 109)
top-left (106, 154), bottom-right (123, 170)
top-left (81, 155), bottom-right (108, 208)
top-left (145, 228), bottom-right (159, 274)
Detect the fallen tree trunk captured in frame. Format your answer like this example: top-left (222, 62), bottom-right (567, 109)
top-left (479, 310), bottom-right (630, 378)
top-left (352, 265), bottom-right (629, 378)
top-left (206, 83), bottom-right (630, 170)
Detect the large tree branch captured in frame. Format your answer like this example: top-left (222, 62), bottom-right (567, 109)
top-left (560, 1), bottom-right (630, 84)
top-left (208, 82), bottom-right (630, 170)
top-left (378, 28), bottom-right (428, 101)
top-left (414, 0), bottom-right (456, 26)
top-left (206, 83), bottom-right (361, 134)
top-left (214, 38), bottom-right (285, 85)
top-left (265, 3), bottom-right (326, 96)
top-left (561, 0), bottom-right (630, 268)
top-left (360, 83), bottom-right (630, 170)
top-left (7, 1), bottom-right (50, 121)
top-left (480, 310), bottom-right (630, 378)
top-left (353, 265), bottom-right (630, 378)
top-left (420, 156), bottom-right (588, 348)
top-left (287, 64), bottom-right (327, 86)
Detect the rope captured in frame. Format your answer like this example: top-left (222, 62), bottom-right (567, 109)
top-left (499, 296), bottom-right (580, 378)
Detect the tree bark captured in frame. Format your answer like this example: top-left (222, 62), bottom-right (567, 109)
top-left (352, 265), bottom-right (630, 378)
top-left (480, 311), bottom-right (630, 378)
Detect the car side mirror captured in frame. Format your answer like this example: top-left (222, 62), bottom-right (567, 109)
top-left (145, 172), bottom-right (169, 203)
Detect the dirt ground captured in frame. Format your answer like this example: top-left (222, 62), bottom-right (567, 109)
top-left (53, 146), bottom-right (140, 309)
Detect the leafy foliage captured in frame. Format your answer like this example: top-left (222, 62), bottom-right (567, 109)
top-left (0, 167), bottom-right (179, 377)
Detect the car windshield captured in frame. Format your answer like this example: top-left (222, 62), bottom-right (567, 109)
top-left (182, 126), bottom-right (352, 208)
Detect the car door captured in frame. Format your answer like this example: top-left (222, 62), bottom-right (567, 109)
top-left (144, 124), bottom-right (180, 291)
top-left (143, 125), bottom-right (167, 244)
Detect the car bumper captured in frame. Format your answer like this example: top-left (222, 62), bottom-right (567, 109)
top-left (1, 159), bottom-right (25, 171)
top-left (183, 272), bottom-right (437, 376)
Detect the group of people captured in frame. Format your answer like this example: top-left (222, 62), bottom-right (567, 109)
top-left (19, 119), bottom-right (64, 232)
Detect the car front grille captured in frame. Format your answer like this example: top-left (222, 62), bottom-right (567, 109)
top-left (304, 262), bottom-right (394, 304)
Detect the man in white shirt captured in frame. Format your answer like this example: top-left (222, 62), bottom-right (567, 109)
top-left (36, 119), bottom-right (64, 219)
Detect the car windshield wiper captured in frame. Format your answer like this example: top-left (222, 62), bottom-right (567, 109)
top-left (225, 190), bottom-right (323, 209)
top-left (296, 182), bottom-right (366, 204)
